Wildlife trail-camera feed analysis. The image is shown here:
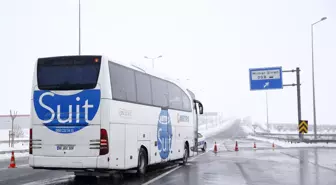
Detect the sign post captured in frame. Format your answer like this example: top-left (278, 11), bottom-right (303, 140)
top-left (249, 66), bottom-right (303, 140)
top-left (249, 67), bottom-right (283, 131)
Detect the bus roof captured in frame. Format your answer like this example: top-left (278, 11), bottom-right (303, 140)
top-left (105, 56), bottom-right (193, 96)
top-left (36, 55), bottom-right (195, 99)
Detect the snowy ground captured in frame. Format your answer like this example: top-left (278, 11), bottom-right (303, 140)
top-left (199, 117), bottom-right (238, 138)
top-left (0, 142), bottom-right (29, 152)
top-left (0, 151), bottom-right (29, 161)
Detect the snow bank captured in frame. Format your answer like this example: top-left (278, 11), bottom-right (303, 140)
top-left (199, 117), bottom-right (238, 138)
top-left (241, 125), bottom-right (254, 134)
top-left (248, 135), bottom-right (336, 148)
top-left (0, 141), bottom-right (29, 160)
top-left (0, 142), bottom-right (29, 152)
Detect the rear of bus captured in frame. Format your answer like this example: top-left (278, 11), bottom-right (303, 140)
top-left (29, 55), bottom-right (110, 170)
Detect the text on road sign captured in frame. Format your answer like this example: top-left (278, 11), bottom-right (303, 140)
top-left (251, 69), bottom-right (281, 81)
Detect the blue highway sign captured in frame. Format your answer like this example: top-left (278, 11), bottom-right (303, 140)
top-left (249, 67), bottom-right (283, 91)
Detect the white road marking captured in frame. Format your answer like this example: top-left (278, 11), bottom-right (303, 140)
top-left (21, 175), bottom-right (74, 185)
top-left (0, 164), bottom-right (29, 171)
top-left (142, 151), bottom-right (209, 185)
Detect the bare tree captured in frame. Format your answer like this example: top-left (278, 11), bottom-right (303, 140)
top-left (10, 110), bottom-right (18, 147)
top-left (13, 124), bottom-right (24, 138)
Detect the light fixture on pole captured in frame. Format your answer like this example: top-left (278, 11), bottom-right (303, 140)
top-left (144, 55), bottom-right (162, 69)
top-left (311, 17), bottom-right (327, 139)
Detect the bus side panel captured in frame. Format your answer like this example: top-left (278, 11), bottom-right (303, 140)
top-left (170, 125), bottom-right (180, 160)
top-left (109, 124), bottom-right (126, 169)
top-left (150, 124), bottom-right (161, 164)
top-left (125, 124), bottom-right (138, 169)
top-left (174, 126), bottom-right (184, 160)
top-left (167, 110), bottom-right (178, 161)
top-left (137, 125), bottom-right (151, 163)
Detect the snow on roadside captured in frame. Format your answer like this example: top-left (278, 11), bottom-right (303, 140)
top-left (248, 135), bottom-right (336, 148)
top-left (241, 125), bottom-right (254, 134)
top-left (0, 142), bottom-right (29, 152)
top-left (0, 152), bottom-right (29, 161)
top-left (199, 117), bottom-right (238, 138)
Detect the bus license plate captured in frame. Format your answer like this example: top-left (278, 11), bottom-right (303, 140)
top-left (56, 145), bottom-right (75, 150)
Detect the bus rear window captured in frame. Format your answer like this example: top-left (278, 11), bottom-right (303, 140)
top-left (37, 56), bottom-right (101, 90)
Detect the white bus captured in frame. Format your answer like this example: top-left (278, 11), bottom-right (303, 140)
top-left (29, 55), bottom-right (204, 176)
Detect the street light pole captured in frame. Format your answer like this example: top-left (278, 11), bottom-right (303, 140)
top-left (266, 91), bottom-right (269, 131)
top-left (144, 55), bottom-right (162, 69)
top-left (10, 110), bottom-right (18, 148)
top-left (78, 0), bottom-right (81, 55)
top-left (311, 17), bottom-right (327, 139)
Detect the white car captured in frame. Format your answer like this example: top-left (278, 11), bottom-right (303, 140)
top-left (197, 133), bottom-right (207, 152)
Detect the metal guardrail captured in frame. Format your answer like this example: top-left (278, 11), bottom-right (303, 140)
top-left (255, 132), bottom-right (336, 137)
top-left (254, 132), bottom-right (336, 144)
top-left (0, 139), bottom-right (29, 144)
top-left (0, 149), bottom-right (29, 154)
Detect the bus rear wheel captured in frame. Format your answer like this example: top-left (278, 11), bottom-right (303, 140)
top-left (137, 148), bottom-right (148, 176)
top-left (182, 144), bottom-right (189, 165)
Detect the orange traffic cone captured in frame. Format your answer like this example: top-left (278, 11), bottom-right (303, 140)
top-left (8, 151), bottom-right (16, 168)
top-left (253, 142), bottom-right (256, 149)
top-left (214, 142), bottom-right (218, 153)
top-left (235, 141), bottom-right (239, 151)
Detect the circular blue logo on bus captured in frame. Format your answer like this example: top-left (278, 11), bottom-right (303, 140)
top-left (33, 89), bottom-right (101, 134)
top-left (157, 109), bottom-right (172, 159)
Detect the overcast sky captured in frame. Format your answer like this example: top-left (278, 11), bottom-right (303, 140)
top-left (0, 0), bottom-right (335, 126)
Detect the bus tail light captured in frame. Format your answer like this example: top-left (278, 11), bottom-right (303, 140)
top-left (29, 128), bottom-right (32, 154)
top-left (100, 129), bottom-right (109, 155)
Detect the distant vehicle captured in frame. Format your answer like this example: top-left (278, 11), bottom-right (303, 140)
top-left (197, 133), bottom-right (207, 152)
top-left (29, 55), bottom-right (204, 177)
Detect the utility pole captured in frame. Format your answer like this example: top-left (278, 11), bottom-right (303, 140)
top-left (10, 110), bottom-right (18, 147)
top-left (78, 0), bottom-right (81, 55)
top-left (265, 92), bottom-right (269, 132)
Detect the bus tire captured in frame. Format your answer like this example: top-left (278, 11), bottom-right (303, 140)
top-left (137, 148), bottom-right (148, 176)
top-left (182, 144), bottom-right (189, 165)
top-left (202, 142), bottom-right (207, 152)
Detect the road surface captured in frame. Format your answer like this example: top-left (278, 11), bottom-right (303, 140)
top-left (1, 120), bottom-right (336, 185)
